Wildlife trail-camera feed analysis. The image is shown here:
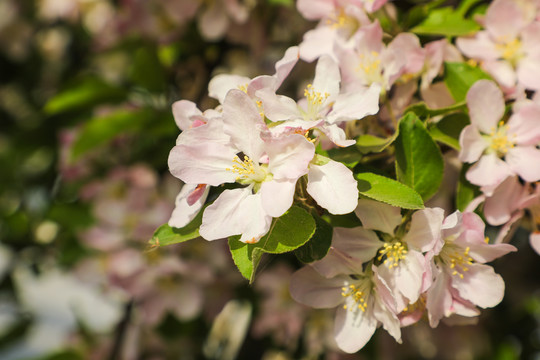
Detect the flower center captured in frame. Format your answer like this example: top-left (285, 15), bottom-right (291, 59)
top-left (303, 83), bottom-right (330, 121)
top-left (495, 37), bottom-right (523, 65)
top-left (488, 121), bottom-right (515, 157)
top-left (325, 8), bottom-right (359, 34)
top-left (341, 283), bottom-right (369, 313)
top-left (377, 241), bottom-right (408, 269)
top-left (440, 244), bottom-right (473, 279)
top-left (226, 155), bottom-right (268, 184)
top-left (356, 51), bottom-right (383, 85)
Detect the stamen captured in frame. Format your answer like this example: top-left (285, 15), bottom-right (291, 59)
top-left (341, 284), bottom-right (368, 313)
top-left (489, 122), bottom-right (515, 157)
top-left (442, 245), bottom-right (473, 279)
top-left (377, 241), bottom-right (408, 269)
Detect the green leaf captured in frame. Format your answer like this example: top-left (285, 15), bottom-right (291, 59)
top-left (355, 172), bottom-right (424, 209)
top-left (356, 129), bottom-right (399, 155)
top-left (228, 206), bottom-right (316, 282)
top-left (268, 0), bottom-right (292, 5)
top-left (394, 112), bottom-right (444, 201)
top-left (294, 214), bottom-right (333, 263)
top-left (444, 62), bottom-right (492, 102)
top-left (130, 46), bottom-right (166, 93)
top-left (456, 164), bottom-right (479, 211)
top-left (327, 146), bottom-right (362, 167)
top-left (404, 0), bottom-right (446, 29)
top-left (429, 113), bottom-right (470, 150)
top-left (404, 101), bottom-right (467, 118)
top-left (456, 0), bottom-right (483, 16)
top-left (148, 207), bottom-right (203, 248)
top-left (44, 79), bottom-right (126, 115)
top-left (71, 108), bottom-right (150, 159)
top-left (411, 7), bottom-right (480, 37)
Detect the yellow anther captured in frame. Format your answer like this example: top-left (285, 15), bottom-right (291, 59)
top-left (489, 122), bottom-right (515, 157)
top-left (341, 284), bottom-right (368, 313)
top-left (495, 38), bottom-right (523, 63)
top-left (237, 84), bottom-right (248, 93)
top-left (442, 244), bottom-right (474, 278)
top-left (377, 241), bottom-right (408, 269)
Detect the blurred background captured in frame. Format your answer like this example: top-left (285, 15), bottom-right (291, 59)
top-left (0, 0), bottom-right (539, 359)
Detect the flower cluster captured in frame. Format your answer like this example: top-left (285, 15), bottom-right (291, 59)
top-left (163, 0), bottom-right (540, 354)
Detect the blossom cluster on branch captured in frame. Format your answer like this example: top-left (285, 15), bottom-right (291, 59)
top-left (161, 0), bottom-right (540, 353)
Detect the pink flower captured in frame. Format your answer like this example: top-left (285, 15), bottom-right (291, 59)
top-left (290, 264), bottom-right (401, 353)
top-left (335, 20), bottom-right (407, 93)
top-left (297, 0), bottom-right (371, 62)
top-left (456, 0), bottom-right (540, 91)
top-left (258, 55), bottom-right (380, 147)
top-left (168, 90), bottom-right (315, 243)
top-left (354, 200), bottom-right (445, 312)
top-left (208, 46), bottom-right (299, 106)
top-left (459, 80), bottom-right (540, 195)
top-left (426, 211), bottom-right (516, 326)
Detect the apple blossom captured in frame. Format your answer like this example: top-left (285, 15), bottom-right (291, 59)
top-left (459, 80), bottom-right (540, 195)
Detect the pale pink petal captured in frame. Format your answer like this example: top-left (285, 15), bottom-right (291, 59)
top-left (299, 26), bottom-right (339, 63)
top-left (530, 232), bottom-right (540, 255)
top-left (482, 60), bottom-right (517, 89)
top-left (312, 246), bottom-right (365, 278)
top-left (318, 123), bottom-right (356, 147)
top-left (394, 251), bottom-right (426, 304)
top-left (494, 209), bottom-right (525, 244)
top-left (208, 74), bottom-right (251, 104)
top-left (403, 208), bottom-right (445, 252)
top-left (199, 188), bottom-right (272, 243)
top-left (451, 263), bottom-right (505, 308)
top-left (332, 227), bottom-right (383, 263)
top-left (467, 242), bottom-right (517, 263)
top-left (273, 46), bottom-right (300, 89)
top-left (296, 0), bottom-right (335, 20)
top-left (326, 83), bottom-right (381, 124)
top-left (387, 33), bottom-right (425, 75)
top-left (289, 266), bottom-right (346, 308)
top-left (222, 89), bottom-right (267, 159)
top-left (256, 88), bottom-right (302, 121)
top-left (459, 125), bottom-right (489, 163)
top-left (426, 269), bottom-right (453, 327)
top-left (168, 184), bottom-right (209, 228)
top-left (172, 100), bottom-right (202, 131)
top-left (506, 146), bottom-right (540, 182)
top-left (516, 57), bottom-right (540, 91)
top-left (466, 80), bottom-right (505, 134)
top-left (354, 20), bottom-right (383, 54)
top-left (456, 32), bottom-right (499, 61)
top-left (522, 22), bottom-right (540, 58)
top-left (266, 134), bottom-right (314, 180)
top-left (168, 143), bottom-right (237, 186)
top-left (334, 305), bottom-right (377, 353)
top-left (312, 55), bottom-right (341, 102)
top-left (422, 39), bottom-right (446, 88)
top-left (465, 153), bottom-right (513, 191)
top-left (485, 0), bottom-right (526, 40)
top-left (372, 269), bottom-right (401, 340)
top-left (307, 160), bottom-right (358, 214)
top-left (354, 198), bottom-right (401, 235)
top-left (484, 176), bottom-right (523, 225)
top-left (507, 104), bottom-right (540, 145)
top-left (259, 179), bottom-right (296, 217)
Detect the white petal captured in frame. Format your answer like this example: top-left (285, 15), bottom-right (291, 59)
top-left (354, 198), bottom-right (402, 235)
top-left (307, 161), bottom-right (358, 214)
